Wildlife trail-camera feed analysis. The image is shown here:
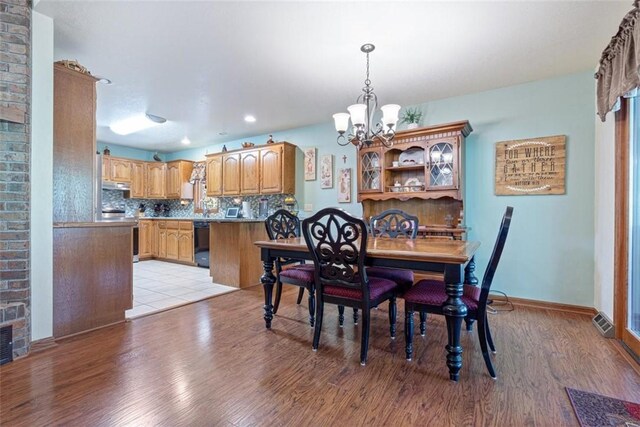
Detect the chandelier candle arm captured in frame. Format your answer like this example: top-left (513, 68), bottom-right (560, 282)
top-left (332, 43), bottom-right (400, 149)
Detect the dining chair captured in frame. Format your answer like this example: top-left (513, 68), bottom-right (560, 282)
top-left (265, 209), bottom-right (316, 326)
top-left (302, 208), bottom-right (403, 366)
top-left (402, 206), bottom-right (513, 379)
top-left (367, 209), bottom-right (423, 327)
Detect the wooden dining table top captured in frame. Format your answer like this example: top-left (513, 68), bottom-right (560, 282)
top-left (254, 237), bottom-right (481, 265)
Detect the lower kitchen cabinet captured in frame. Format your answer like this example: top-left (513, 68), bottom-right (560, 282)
top-left (144, 219), bottom-right (194, 265)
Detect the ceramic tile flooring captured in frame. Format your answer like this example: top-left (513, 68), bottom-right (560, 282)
top-left (126, 260), bottom-right (237, 319)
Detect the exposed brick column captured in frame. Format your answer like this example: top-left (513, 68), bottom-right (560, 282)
top-left (0, 0), bottom-right (32, 358)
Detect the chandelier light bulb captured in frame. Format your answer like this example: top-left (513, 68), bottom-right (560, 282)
top-left (333, 113), bottom-right (350, 133)
top-left (381, 104), bottom-right (401, 126)
top-left (347, 104), bottom-right (367, 127)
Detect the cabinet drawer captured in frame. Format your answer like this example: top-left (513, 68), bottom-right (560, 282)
top-left (179, 221), bottom-right (193, 231)
top-left (157, 221), bottom-right (167, 229)
top-left (166, 221), bottom-right (180, 229)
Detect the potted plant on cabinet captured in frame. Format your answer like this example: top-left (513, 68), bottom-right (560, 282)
top-left (400, 107), bottom-right (423, 130)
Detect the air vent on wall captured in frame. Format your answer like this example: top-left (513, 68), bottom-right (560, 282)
top-left (0, 325), bottom-right (13, 365)
top-left (592, 312), bottom-right (614, 338)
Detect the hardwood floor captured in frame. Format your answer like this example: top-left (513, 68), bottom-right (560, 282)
top-left (1, 286), bottom-right (639, 426)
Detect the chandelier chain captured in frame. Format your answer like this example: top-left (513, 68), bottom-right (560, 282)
top-left (364, 51), bottom-right (371, 87)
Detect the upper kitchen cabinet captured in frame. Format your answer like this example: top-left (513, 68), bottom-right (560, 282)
top-left (205, 155), bottom-right (223, 196)
top-left (166, 160), bottom-right (194, 199)
top-left (222, 153), bottom-right (241, 195)
top-left (146, 162), bottom-right (167, 199)
top-left (53, 64), bottom-right (98, 223)
top-left (109, 157), bottom-right (132, 183)
top-left (260, 143), bottom-right (296, 194)
top-left (130, 161), bottom-right (146, 198)
top-left (240, 150), bottom-right (260, 194)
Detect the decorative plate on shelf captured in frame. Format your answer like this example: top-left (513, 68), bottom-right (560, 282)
top-left (399, 148), bottom-right (425, 165)
top-left (404, 177), bottom-right (423, 187)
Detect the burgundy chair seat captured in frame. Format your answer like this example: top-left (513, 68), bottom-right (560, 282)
top-left (279, 265), bottom-right (315, 285)
top-left (366, 267), bottom-right (414, 290)
top-left (324, 277), bottom-right (398, 302)
top-left (403, 279), bottom-right (481, 310)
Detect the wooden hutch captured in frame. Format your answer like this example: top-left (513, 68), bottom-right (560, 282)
top-left (357, 120), bottom-right (472, 239)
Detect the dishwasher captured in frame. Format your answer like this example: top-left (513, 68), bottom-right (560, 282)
top-left (193, 221), bottom-right (210, 268)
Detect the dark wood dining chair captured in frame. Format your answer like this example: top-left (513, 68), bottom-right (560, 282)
top-left (367, 209), bottom-right (423, 327)
top-left (265, 209), bottom-right (316, 326)
top-left (302, 208), bottom-right (403, 366)
top-left (402, 206), bottom-right (513, 379)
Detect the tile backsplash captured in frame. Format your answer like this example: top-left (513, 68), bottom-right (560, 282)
top-left (102, 190), bottom-right (295, 219)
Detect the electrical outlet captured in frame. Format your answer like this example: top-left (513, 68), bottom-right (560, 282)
top-left (304, 203), bottom-right (313, 211)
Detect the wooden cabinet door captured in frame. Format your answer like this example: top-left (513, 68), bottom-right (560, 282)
top-left (130, 161), bottom-right (146, 198)
top-left (166, 162), bottom-right (180, 199)
top-left (146, 163), bottom-right (166, 199)
top-left (260, 146), bottom-right (283, 194)
top-left (151, 221), bottom-right (159, 257)
top-left (206, 155), bottom-right (223, 196)
top-left (357, 147), bottom-right (383, 193)
top-left (166, 230), bottom-right (179, 260)
top-left (102, 156), bottom-right (111, 181)
top-left (158, 224), bottom-right (167, 258)
top-left (240, 150), bottom-right (260, 194)
top-left (178, 231), bottom-right (194, 263)
top-left (223, 153), bottom-right (241, 195)
top-left (426, 138), bottom-right (459, 191)
top-left (110, 158), bottom-right (132, 183)
top-left (138, 220), bottom-right (152, 257)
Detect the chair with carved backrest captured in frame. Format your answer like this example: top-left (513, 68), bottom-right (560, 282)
top-left (402, 206), bottom-right (514, 378)
top-left (265, 209), bottom-right (316, 326)
top-left (302, 208), bottom-right (404, 366)
top-left (366, 209), bottom-right (423, 326)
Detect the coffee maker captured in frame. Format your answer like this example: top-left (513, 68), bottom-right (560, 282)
top-left (258, 198), bottom-right (269, 218)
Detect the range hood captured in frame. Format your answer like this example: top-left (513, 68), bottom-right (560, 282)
top-left (102, 181), bottom-right (131, 191)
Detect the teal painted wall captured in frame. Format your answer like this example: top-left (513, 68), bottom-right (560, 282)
top-left (134, 70), bottom-right (597, 306)
top-left (97, 141), bottom-right (156, 161)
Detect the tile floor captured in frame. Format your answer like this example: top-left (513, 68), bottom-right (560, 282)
top-left (126, 260), bottom-right (237, 319)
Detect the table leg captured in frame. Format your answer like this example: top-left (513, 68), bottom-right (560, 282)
top-left (260, 255), bottom-right (276, 329)
top-left (443, 264), bottom-right (467, 381)
top-left (463, 256), bottom-right (478, 331)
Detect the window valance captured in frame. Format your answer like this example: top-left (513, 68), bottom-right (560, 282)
top-left (596, 0), bottom-right (640, 121)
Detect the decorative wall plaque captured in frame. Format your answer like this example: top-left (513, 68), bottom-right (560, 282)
top-left (304, 148), bottom-right (316, 181)
top-left (495, 135), bottom-right (566, 196)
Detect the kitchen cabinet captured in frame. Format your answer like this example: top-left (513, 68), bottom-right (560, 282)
top-left (206, 155), bottom-right (223, 196)
top-left (130, 161), bottom-right (146, 198)
top-left (147, 163), bottom-right (167, 199)
top-left (259, 144), bottom-right (295, 194)
top-left (240, 150), bottom-right (260, 194)
top-left (178, 221), bottom-right (194, 263)
top-left (110, 158), bottom-right (132, 183)
top-left (222, 153), bottom-right (241, 195)
top-left (138, 220), bottom-right (153, 259)
top-left (166, 160), bottom-right (194, 199)
top-left (102, 156), bottom-right (111, 181)
top-left (166, 229), bottom-right (179, 259)
top-left (157, 221), bottom-right (167, 258)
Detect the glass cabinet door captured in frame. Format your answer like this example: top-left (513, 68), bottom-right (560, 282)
top-left (427, 141), bottom-right (458, 189)
top-left (359, 150), bottom-right (382, 192)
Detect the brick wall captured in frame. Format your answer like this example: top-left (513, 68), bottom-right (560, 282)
top-left (0, 0), bottom-right (31, 358)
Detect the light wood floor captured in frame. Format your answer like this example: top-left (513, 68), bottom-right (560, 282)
top-left (1, 286), bottom-right (639, 426)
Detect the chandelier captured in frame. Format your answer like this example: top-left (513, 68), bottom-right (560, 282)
top-left (332, 43), bottom-right (400, 148)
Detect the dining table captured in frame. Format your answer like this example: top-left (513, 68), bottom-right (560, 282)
top-left (254, 236), bottom-right (481, 381)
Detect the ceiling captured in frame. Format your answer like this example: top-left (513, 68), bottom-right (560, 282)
top-left (37, 1), bottom-right (630, 152)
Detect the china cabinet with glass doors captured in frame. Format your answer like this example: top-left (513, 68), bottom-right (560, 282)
top-left (357, 121), bottom-right (472, 238)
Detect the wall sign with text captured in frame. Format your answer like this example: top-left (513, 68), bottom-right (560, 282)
top-left (495, 135), bottom-right (566, 196)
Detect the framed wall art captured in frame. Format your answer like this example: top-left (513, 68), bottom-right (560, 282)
top-left (338, 168), bottom-right (351, 203)
top-left (320, 154), bottom-right (333, 189)
top-left (304, 147), bottom-right (316, 181)
top-left (495, 135), bottom-right (566, 195)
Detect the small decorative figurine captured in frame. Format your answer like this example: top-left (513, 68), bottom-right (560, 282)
top-left (153, 152), bottom-right (162, 162)
top-left (222, 145), bottom-right (228, 152)
top-left (267, 135), bottom-right (275, 144)
top-left (103, 146), bottom-right (111, 155)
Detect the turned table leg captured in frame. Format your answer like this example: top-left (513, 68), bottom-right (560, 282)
top-left (443, 264), bottom-right (468, 382)
top-left (260, 253), bottom-right (276, 329)
top-left (463, 256), bottom-right (478, 331)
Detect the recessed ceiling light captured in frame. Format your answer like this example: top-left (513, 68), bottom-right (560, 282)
top-left (218, 131), bottom-right (228, 136)
top-left (181, 137), bottom-right (191, 145)
top-left (110, 113), bottom-right (167, 135)
top-left (244, 115), bottom-right (256, 123)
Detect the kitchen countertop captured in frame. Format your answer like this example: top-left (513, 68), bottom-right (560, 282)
top-left (136, 217), bottom-right (265, 223)
top-left (53, 221), bottom-right (138, 228)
